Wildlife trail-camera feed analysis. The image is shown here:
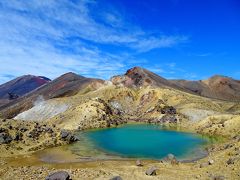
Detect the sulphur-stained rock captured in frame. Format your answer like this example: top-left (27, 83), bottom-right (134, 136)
top-left (110, 176), bottom-right (122, 180)
top-left (145, 167), bottom-right (158, 176)
top-left (136, 160), bottom-right (143, 166)
top-left (0, 132), bottom-right (12, 144)
top-left (45, 171), bottom-right (70, 180)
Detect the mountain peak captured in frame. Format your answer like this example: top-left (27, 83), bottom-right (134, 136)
top-left (111, 66), bottom-right (183, 89)
top-left (125, 66), bottom-right (145, 76)
top-left (207, 75), bottom-right (231, 80)
top-left (0, 75), bottom-right (51, 107)
top-left (55, 72), bottom-right (86, 82)
top-left (203, 75), bottom-right (234, 86)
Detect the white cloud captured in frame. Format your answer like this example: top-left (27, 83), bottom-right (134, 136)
top-left (0, 0), bottom-right (188, 84)
top-left (187, 52), bottom-right (212, 57)
top-left (131, 35), bottom-right (188, 52)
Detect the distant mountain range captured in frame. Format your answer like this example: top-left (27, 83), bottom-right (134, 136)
top-left (171, 75), bottom-right (240, 101)
top-left (0, 67), bottom-right (240, 118)
top-left (111, 67), bottom-right (240, 101)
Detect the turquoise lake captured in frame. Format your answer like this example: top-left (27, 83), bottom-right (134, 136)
top-left (71, 124), bottom-right (212, 160)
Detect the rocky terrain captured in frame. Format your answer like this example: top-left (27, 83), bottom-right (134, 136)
top-left (0, 118), bottom-right (78, 157)
top-left (0, 67), bottom-right (239, 179)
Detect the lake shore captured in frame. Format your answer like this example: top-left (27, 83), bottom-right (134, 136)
top-left (0, 120), bottom-right (239, 179)
top-left (1, 138), bottom-right (240, 180)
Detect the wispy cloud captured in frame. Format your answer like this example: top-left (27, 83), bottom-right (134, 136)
top-left (131, 35), bottom-right (188, 52)
top-left (0, 0), bottom-right (188, 84)
top-left (187, 52), bottom-right (212, 57)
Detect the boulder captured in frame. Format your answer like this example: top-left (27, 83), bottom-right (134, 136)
top-left (226, 157), bottom-right (236, 165)
top-left (0, 132), bottom-right (12, 144)
top-left (19, 126), bottom-right (28, 132)
top-left (60, 130), bottom-right (79, 143)
top-left (46, 127), bottom-right (54, 133)
top-left (0, 128), bottom-right (7, 133)
top-left (233, 135), bottom-right (240, 142)
top-left (166, 154), bottom-right (175, 160)
top-left (45, 171), bottom-right (70, 180)
top-left (164, 154), bottom-right (179, 164)
top-left (161, 106), bottom-right (176, 115)
top-left (110, 176), bottom-right (122, 180)
top-left (212, 175), bottom-right (225, 180)
top-left (160, 115), bottom-right (177, 123)
top-left (136, 160), bottom-right (143, 167)
top-left (60, 130), bottom-right (69, 139)
top-left (224, 144), bottom-right (233, 149)
top-left (66, 135), bottom-right (79, 143)
top-left (14, 132), bottom-right (23, 141)
top-left (208, 159), bottom-right (214, 165)
top-left (27, 129), bottom-right (40, 139)
top-left (199, 163), bottom-right (209, 168)
top-left (145, 167), bottom-right (157, 176)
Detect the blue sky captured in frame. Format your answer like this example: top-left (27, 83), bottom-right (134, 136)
top-left (0, 0), bottom-right (239, 84)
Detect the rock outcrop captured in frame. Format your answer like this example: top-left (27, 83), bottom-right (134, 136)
top-left (0, 132), bottom-right (12, 144)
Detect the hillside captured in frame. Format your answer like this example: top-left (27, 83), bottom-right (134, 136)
top-left (0, 72), bottom-right (104, 119)
top-left (171, 75), bottom-right (240, 101)
top-left (0, 75), bottom-right (51, 107)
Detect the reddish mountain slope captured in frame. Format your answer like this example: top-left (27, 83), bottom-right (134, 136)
top-left (171, 75), bottom-right (240, 101)
top-left (0, 75), bottom-right (51, 107)
top-left (111, 67), bottom-right (185, 90)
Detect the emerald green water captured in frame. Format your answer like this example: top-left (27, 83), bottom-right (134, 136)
top-left (71, 124), bottom-right (212, 160)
